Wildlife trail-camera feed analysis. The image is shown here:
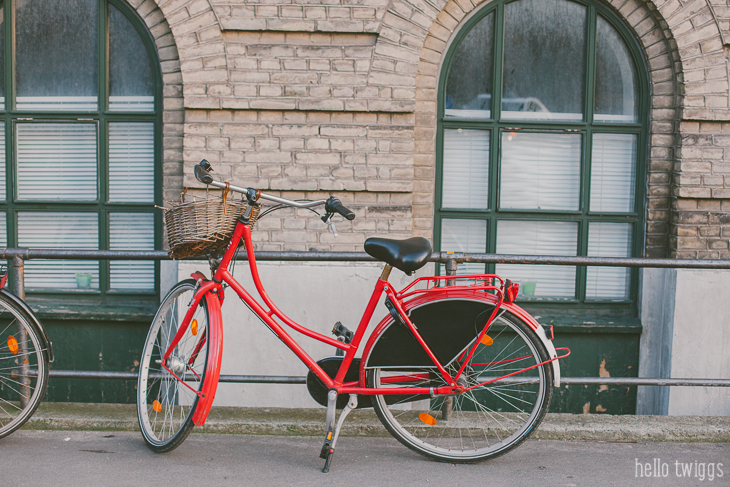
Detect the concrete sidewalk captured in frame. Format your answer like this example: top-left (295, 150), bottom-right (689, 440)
top-left (24, 402), bottom-right (730, 442)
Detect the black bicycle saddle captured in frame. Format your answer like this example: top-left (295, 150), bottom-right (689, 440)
top-left (364, 237), bottom-right (432, 275)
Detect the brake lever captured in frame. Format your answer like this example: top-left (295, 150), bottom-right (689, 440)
top-left (321, 211), bottom-right (338, 237)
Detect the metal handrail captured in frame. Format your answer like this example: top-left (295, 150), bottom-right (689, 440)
top-left (46, 370), bottom-right (730, 387)
top-left (3, 247), bottom-right (730, 268)
top-left (3, 247), bottom-right (729, 388)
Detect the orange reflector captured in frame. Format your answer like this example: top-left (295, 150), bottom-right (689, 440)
top-left (7, 335), bottom-right (18, 355)
top-left (419, 413), bottom-right (437, 426)
top-left (152, 400), bottom-right (162, 413)
top-left (327, 431), bottom-right (332, 440)
top-left (191, 319), bottom-right (198, 336)
top-left (480, 335), bottom-right (493, 346)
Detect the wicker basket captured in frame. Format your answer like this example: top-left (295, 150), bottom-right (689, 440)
top-left (164, 190), bottom-right (259, 260)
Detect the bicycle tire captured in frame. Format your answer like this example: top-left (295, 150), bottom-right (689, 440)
top-left (365, 301), bottom-right (553, 462)
top-left (137, 279), bottom-right (210, 452)
top-left (0, 292), bottom-right (50, 439)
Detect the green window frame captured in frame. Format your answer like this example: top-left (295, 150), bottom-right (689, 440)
top-left (0, 0), bottom-right (163, 306)
top-left (435, 0), bottom-right (648, 312)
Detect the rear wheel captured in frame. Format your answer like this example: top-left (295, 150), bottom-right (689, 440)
top-left (137, 279), bottom-right (210, 452)
top-left (0, 293), bottom-right (49, 439)
top-left (366, 309), bottom-right (553, 462)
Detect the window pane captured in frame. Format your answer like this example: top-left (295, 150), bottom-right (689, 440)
top-left (0, 122), bottom-right (4, 201)
top-left (502, 0), bottom-right (586, 121)
top-left (590, 133), bottom-right (636, 212)
top-left (0, 212), bottom-right (6, 247)
top-left (15, 0), bottom-right (98, 111)
top-left (109, 123), bottom-right (154, 202)
top-left (496, 220), bottom-right (577, 299)
top-left (500, 132), bottom-right (581, 211)
top-left (444, 12), bottom-right (494, 119)
top-left (109, 4), bottom-right (154, 112)
top-left (442, 129), bottom-right (489, 209)
top-left (18, 212), bottom-right (99, 289)
top-left (586, 222), bottom-right (632, 300)
top-left (110, 213), bottom-right (154, 290)
top-left (594, 15), bottom-right (638, 123)
top-left (0, 4), bottom-right (5, 110)
top-left (441, 219), bottom-right (487, 274)
top-left (17, 123), bottom-right (97, 201)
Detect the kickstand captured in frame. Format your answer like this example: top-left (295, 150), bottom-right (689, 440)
top-left (320, 392), bottom-right (358, 473)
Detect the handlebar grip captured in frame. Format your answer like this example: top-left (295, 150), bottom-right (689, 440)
top-left (194, 160), bottom-right (214, 185)
top-left (325, 197), bottom-right (355, 221)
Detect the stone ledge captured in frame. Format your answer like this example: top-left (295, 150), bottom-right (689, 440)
top-left (24, 403), bottom-right (730, 442)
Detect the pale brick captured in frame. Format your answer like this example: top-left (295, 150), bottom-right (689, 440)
top-left (295, 152), bottom-right (342, 164)
top-left (245, 152), bottom-right (293, 163)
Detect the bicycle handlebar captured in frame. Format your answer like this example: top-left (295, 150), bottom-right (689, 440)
top-left (325, 197), bottom-right (355, 221)
top-left (193, 160), bottom-right (338, 211)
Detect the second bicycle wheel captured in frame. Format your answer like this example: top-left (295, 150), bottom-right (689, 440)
top-left (137, 279), bottom-right (209, 452)
top-left (0, 291), bottom-right (50, 439)
top-left (365, 300), bottom-right (553, 462)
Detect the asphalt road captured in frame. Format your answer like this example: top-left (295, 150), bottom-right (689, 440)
top-left (2, 430), bottom-right (728, 486)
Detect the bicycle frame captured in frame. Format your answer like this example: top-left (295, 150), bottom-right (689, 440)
top-left (162, 218), bottom-right (567, 425)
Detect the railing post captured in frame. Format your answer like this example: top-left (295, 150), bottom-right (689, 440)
top-left (12, 255), bottom-right (31, 408)
top-left (445, 258), bottom-right (458, 281)
top-left (441, 257), bottom-right (458, 421)
top-left (12, 255), bottom-right (25, 300)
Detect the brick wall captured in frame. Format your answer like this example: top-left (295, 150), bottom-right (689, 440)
top-left (179, 108), bottom-right (415, 250)
top-left (122, 1), bottom-right (185, 205)
top-left (211, 0), bottom-right (389, 33)
top-left (672, 121), bottom-right (730, 258)
top-left (146, 0), bottom-right (730, 256)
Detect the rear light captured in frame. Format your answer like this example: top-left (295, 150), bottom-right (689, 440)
top-left (503, 279), bottom-right (519, 303)
top-left (549, 325), bottom-right (555, 340)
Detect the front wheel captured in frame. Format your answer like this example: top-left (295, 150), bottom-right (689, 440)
top-left (366, 307), bottom-right (553, 462)
top-left (137, 279), bottom-right (210, 452)
top-left (0, 292), bottom-right (50, 439)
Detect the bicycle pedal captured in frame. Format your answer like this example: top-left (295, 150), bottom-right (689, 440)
top-left (331, 321), bottom-right (353, 343)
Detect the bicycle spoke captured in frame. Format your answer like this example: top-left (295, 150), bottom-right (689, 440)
top-left (137, 281), bottom-right (208, 451)
top-left (369, 311), bottom-right (551, 461)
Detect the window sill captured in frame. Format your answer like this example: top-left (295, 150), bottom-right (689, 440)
top-left (531, 314), bottom-right (642, 334)
top-left (29, 302), bottom-right (157, 322)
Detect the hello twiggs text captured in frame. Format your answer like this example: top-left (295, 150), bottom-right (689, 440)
top-left (636, 458), bottom-right (724, 481)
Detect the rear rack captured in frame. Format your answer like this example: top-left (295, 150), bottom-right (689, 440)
top-left (397, 274), bottom-right (505, 300)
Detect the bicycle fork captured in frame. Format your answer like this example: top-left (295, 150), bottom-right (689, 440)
top-left (320, 390), bottom-right (358, 473)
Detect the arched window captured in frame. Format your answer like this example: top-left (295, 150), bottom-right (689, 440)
top-left (0, 0), bottom-right (160, 302)
top-left (436, 0), bottom-right (646, 305)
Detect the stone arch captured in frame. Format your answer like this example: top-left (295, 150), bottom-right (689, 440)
top-left (121, 0), bottom-right (185, 202)
top-left (151, 0), bottom-right (228, 110)
top-left (411, 0), bottom-right (683, 258)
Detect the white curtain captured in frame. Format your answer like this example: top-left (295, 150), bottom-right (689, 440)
top-left (440, 219), bottom-right (487, 274)
top-left (109, 122), bottom-right (154, 202)
top-left (496, 220), bottom-right (577, 298)
top-left (586, 222), bottom-right (632, 300)
top-left (442, 129), bottom-right (490, 209)
top-left (110, 213), bottom-right (154, 290)
top-left (18, 212), bottom-right (99, 289)
top-left (109, 96), bottom-right (154, 112)
top-left (590, 133), bottom-right (636, 212)
top-left (0, 213), bottom-right (6, 248)
top-left (0, 123), bottom-right (4, 201)
top-left (16, 123), bottom-right (97, 201)
top-left (500, 132), bottom-right (581, 211)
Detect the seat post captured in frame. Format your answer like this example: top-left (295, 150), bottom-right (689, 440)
top-left (380, 264), bottom-right (393, 281)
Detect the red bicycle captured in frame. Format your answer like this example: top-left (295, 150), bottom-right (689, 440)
top-left (137, 160), bottom-right (569, 472)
